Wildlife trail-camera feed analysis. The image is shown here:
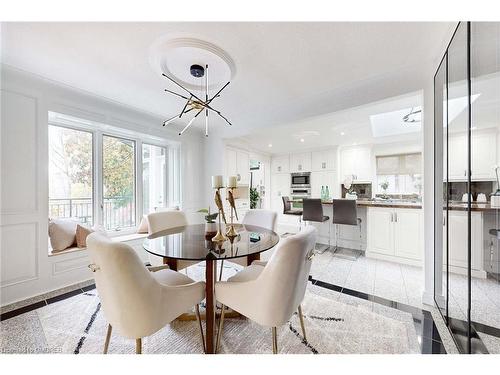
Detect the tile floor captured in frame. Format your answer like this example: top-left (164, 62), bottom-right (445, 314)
top-left (312, 251), bottom-right (500, 353)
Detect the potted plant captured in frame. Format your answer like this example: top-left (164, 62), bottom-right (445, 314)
top-left (380, 181), bottom-right (389, 199)
top-left (250, 187), bottom-right (260, 209)
top-left (197, 208), bottom-right (218, 237)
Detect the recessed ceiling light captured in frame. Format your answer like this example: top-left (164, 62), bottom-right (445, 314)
top-left (268, 143), bottom-right (273, 148)
top-left (300, 138), bottom-right (305, 143)
top-left (341, 132), bottom-right (345, 136)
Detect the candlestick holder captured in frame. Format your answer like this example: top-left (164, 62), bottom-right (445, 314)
top-left (225, 187), bottom-right (238, 239)
top-left (212, 187), bottom-right (227, 243)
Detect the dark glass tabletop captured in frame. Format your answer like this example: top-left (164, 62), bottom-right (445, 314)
top-left (143, 223), bottom-right (280, 261)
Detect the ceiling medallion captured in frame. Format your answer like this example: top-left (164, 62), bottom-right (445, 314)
top-left (162, 63), bottom-right (232, 137)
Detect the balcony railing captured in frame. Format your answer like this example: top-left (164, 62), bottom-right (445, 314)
top-left (49, 197), bottom-right (135, 230)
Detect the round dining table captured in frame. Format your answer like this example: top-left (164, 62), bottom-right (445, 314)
top-left (143, 223), bottom-right (280, 354)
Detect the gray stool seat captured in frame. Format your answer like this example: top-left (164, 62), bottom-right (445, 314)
top-left (331, 199), bottom-right (362, 259)
top-left (303, 198), bottom-right (330, 253)
top-left (489, 229), bottom-right (500, 239)
top-left (285, 210), bottom-right (303, 215)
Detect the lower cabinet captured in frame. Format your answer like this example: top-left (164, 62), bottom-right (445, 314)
top-left (444, 211), bottom-right (484, 274)
top-left (367, 207), bottom-right (423, 263)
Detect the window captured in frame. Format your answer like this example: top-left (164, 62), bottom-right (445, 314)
top-left (48, 125), bottom-right (94, 224)
top-left (48, 112), bottom-right (175, 240)
top-left (142, 144), bottom-right (167, 214)
top-left (376, 153), bottom-right (422, 195)
top-left (103, 135), bottom-right (136, 230)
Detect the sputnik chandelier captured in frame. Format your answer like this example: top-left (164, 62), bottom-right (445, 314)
top-left (162, 64), bottom-right (232, 137)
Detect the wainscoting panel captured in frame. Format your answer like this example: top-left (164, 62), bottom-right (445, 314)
top-left (0, 90), bottom-right (39, 215)
top-left (52, 253), bottom-right (90, 276)
top-left (0, 222), bottom-right (39, 287)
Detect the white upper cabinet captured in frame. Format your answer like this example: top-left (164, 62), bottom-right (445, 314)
top-left (225, 148), bottom-right (238, 177)
top-left (472, 131), bottom-right (497, 180)
top-left (237, 150), bottom-right (250, 185)
top-left (447, 130), bottom-right (497, 181)
top-left (225, 147), bottom-right (250, 185)
top-left (271, 155), bottom-right (290, 174)
top-left (448, 134), bottom-right (468, 180)
top-left (290, 152), bottom-right (312, 173)
top-left (311, 149), bottom-right (336, 171)
top-left (311, 171), bottom-right (336, 199)
top-left (340, 145), bottom-right (372, 182)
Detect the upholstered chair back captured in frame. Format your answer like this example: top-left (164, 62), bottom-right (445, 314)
top-left (257, 226), bottom-right (316, 326)
top-left (242, 209), bottom-right (278, 232)
top-left (147, 210), bottom-right (188, 235)
top-left (87, 233), bottom-right (169, 339)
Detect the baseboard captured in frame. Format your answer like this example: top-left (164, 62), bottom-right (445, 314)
top-left (365, 250), bottom-right (423, 267)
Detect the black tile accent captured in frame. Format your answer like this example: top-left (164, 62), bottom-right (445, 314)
top-left (472, 320), bottom-right (500, 338)
top-left (46, 288), bottom-right (85, 304)
top-left (421, 337), bottom-right (447, 354)
top-left (0, 300), bottom-right (47, 321)
top-left (309, 276), bottom-right (447, 354)
top-left (81, 284), bottom-right (96, 293)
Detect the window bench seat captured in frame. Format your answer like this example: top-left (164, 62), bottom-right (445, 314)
top-left (48, 233), bottom-right (148, 257)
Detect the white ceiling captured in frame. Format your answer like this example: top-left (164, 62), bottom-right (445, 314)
top-left (228, 91), bottom-right (424, 154)
top-left (1, 22), bottom-right (455, 137)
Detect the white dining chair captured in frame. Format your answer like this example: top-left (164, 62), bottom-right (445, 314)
top-left (87, 232), bottom-right (206, 354)
top-left (224, 209), bottom-right (278, 270)
top-left (214, 226), bottom-right (317, 354)
top-left (146, 210), bottom-right (200, 271)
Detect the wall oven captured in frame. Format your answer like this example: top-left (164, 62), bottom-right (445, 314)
top-left (291, 172), bottom-right (311, 187)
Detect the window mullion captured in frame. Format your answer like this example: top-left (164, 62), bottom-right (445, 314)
top-left (95, 130), bottom-right (104, 230)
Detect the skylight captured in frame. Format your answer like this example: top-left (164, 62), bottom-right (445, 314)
top-left (369, 106), bottom-right (422, 138)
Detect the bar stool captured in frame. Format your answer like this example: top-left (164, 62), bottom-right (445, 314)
top-left (331, 199), bottom-right (362, 258)
top-left (282, 196), bottom-right (303, 226)
top-left (302, 198), bottom-right (330, 253)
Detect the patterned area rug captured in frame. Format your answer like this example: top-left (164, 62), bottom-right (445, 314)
top-left (0, 280), bottom-right (420, 354)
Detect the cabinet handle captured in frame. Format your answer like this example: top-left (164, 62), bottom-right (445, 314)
top-left (298, 164), bottom-right (302, 171)
top-left (322, 162), bottom-right (326, 169)
top-left (394, 212), bottom-right (398, 223)
top-left (278, 166), bottom-right (281, 172)
top-left (390, 213), bottom-right (393, 222)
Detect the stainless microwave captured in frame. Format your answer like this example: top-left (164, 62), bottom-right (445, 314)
top-left (291, 172), bottom-right (311, 187)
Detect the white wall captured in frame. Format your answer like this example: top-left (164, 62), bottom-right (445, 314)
top-left (0, 65), bottom-right (205, 306)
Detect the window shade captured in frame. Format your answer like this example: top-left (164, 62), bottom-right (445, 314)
top-left (376, 153), bottom-right (422, 175)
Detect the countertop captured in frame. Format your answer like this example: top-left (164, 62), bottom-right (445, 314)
top-left (447, 202), bottom-right (500, 212)
top-left (319, 199), bottom-right (500, 211)
top-left (320, 199), bottom-right (422, 209)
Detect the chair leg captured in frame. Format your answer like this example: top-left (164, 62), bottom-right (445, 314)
top-left (272, 327), bottom-right (278, 354)
top-left (195, 304), bottom-right (206, 353)
top-left (136, 338), bottom-right (142, 354)
top-left (103, 324), bottom-right (112, 354)
top-left (297, 305), bottom-right (307, 341)
top-left (215, 304), bottom-right (226, 353)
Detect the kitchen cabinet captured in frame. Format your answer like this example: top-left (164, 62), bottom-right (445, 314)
top-left (237, 151), bottom-right (249, 185)
top-left (447, 131), bottom-right (497, 180)
top-left (270, 173), bottom-right (290, 214)
top-left (367, 207), bottom-right (422, 261)
top-left (367, 207), bottom-right (394, 255)
top-left (225, 147), bottom-right (250, 185)
top-left (340, 145), bottom-right (372, 182)
top-left (311, 171), bottom-right (336, 199)
top-left (393, 209), bottom-right (423, 260)
top-left (448, 135), bottom-right (468, 180)
top-left (444, 211), bottom-right (483, 271)
top-left (311, 149), bottom-right (336, 171)
top-left (472, 132), bottom-right (497, 180)
top-left (271, 155), bottom-right (290, 174)
top-left (290, 152), bottom-right (312, 173)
